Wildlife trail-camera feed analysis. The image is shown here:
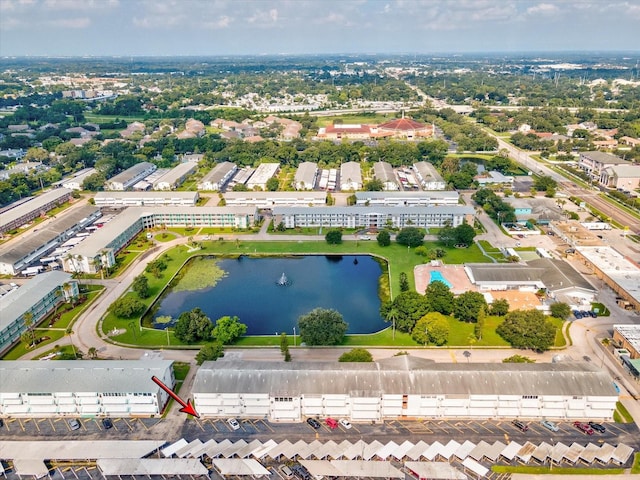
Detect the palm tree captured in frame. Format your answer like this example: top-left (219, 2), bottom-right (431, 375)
top-left (23, 311), bottom-right (35, 347)
top-left (385, 307), bottom-right (399, 341)
top-left (66, 327), bottom-right (76, 358)
top-left (88, 347), bottom-right (98, 359)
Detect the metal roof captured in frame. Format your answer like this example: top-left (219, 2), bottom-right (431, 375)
top-left (0, 205), bottom-right (100, 264)
top-left (108, 162), bottom-right (155, 184)
top-left (198, 161), bottom-right (237, 185)
top-left (373, 161), bottom-right (396, 183)
top-left (294, 162), bottom-right (318, 187)
top-left (0, 271), bottom-right (72, 330)
top-left (340, 162), bottom-right (362, 183)
top-left (194, 357), bottom-right (618, 397)
top-left (0, 440), bottom-right (165, 460)
top-left (152, 162), bottom-right (197, 187)
top-left (0, 360), bottom-right (173, 394)
top-left (272, 205), bottom-right (475, 215)
top-left (414, 161), bottom-right (444, 182)
top-left (225, 191), bottom-right (326, 201)
top-left (97, 458), bottom-right (208, 476)
top-left (95, 191), bottom-right (198, 201)
top-left (0, 188), bottom-right (72, 230)
top-left (355, 191), bottom-right (458, 200)
top-left (580, 151), bottom-right (630, 165)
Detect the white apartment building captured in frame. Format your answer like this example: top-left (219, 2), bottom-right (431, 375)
top-left (355, 191), bottom-right (459, 207)
top-left (340, 162), bottom-right (363, 191)
top-left (197, 162), bottom-right (238, 191)
top-left (94, 191), bottom-right (199, 207)
top-left (105, 162), bottom-right (157, 191)
top-left (224, 191), bottom-right (326, 207)
top-left (246, 163), bottom-right (280, 190)
top-left (294, 162), bottom-right (319, 190)
top-left (153, 162), bottom-right (197, 191)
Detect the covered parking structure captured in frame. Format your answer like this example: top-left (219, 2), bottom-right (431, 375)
top-left (210, 459), bottom-right (269, 478)
top-left (301, 460), bottom-right (404, 478)
top-left (96, 459), bottom-right (208, 478)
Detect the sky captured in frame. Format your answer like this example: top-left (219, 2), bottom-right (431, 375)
top-left (0, 0), bottom-right (639, 57)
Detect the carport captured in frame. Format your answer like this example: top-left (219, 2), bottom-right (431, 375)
top-left (205, 439), bottom-right (232, 459)
top-left (461, 458), bottom-right (488, 479)
top-left (549, 442), bottom-right (570, 465)
top-left (515, 442), bottom-right (537, 464)
top-left (453, 441), bottom-right (475, 461)
top-left (342, 440), bottom-right (365, 460)
top-left (578, 443), bottom-right (600, 464)
top-left (161, 439), bottom-right (188, 458)
top-left (392, 440), bottom-right (415, 461)
top-left (314, 440), bottom-right (339, 460)
top-left (326, 460), bottom-right (403, 478)
top-left (12, 459), bottom-right (49, 479)
top-left (96, 458), bottom-right (208, 477)
top-left (361, 440), bottom-right (383, 461)
top-left (405, 441), bottom-right (429, 461)
top-left (467, 441), bottom-right (491, 462)
top-left (440, 441), bottom-right (461, 461)
top-left (423, 441), bottom-right (445, 461)
top-left (611, 444), bottom-right (634, 465)
top-left (404, 461), bottom-right (467, 480)
top-left (211, 459), bottom-right (269, 478)
top-left (499, 442), bottom-right (522, 462)
top-left (374, 441), bottom-right (399, 460)
top-left (250, 440), bottom-right (277, 461)
top-left (298, 460), bottom-right (344, 478)
top-left (563, 442), bottom-right (585, 464)
top-left (531, 442), bottom-right (553, 464)
top-left (220, 439), bottom-right (248, 458)
top-left (595, 443), bottom-right (615, 464)
top-left (176, 439), bottom-right (203, 458)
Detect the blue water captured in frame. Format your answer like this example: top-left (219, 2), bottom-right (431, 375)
top-left (430, 270), bottom-right (452, 288)
top-left (153, 255), bottom-right (387, 335)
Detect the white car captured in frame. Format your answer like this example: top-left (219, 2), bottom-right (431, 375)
top-left (227, 418), bottom-right (240, 430)
top-left (339, 418), bottom-right (352, 429)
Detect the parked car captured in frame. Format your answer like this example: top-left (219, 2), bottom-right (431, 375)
top-left (291, 464), bottom-right (311, 480)
top-left (589, 311), bottom-right (597, 318)
top-left (574, 421), bottom-right (594, 435)
top-left (279, 465), bottom-right (293, 478)
top-left (573, 310), bottom-right (583, 319)
top-left (325, 417), bottom-right (338, 429)
top-left (306, 418), bottom-right (321, 429)
top-left (512, 420), bottom-right (529, 432)
top-left (0, 418), bottom-right (4, 427)
top-left (339, 418), bottom-right (352, 429)
top-left (101, 418), bottom-right (113, 430)
top-left (227, 418), bottom-right (240, 430)
top-left (588, 421), bottom-right (606, 433)
top-left (541, 420), bottom-right (559, 432)
top-left (68, 419), bottom-right (81, 431)
top-left (580, 310), bottom-right (589, 317)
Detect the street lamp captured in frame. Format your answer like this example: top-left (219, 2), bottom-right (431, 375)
top-left (424, 327), bottom-right (428, 347)
top-left (293, 327), bottom-right (296, 347)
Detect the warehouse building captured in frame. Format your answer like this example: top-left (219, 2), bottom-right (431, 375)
top-left (373, 161), bottom-right (399, 191)
top-left (0, 205), bottom-right (101, 275)
top-left (273, 206), bottom-right (474, 230)
top-left (197, 161), bottom-right (237, 191)
top-left (340, 162), bottom-right (362, 191)
top-left (294, 162), bottom-right (319, 190)
top-left (94, 191), bottom-right (199, 207)
top-left (192, 357), bottom-right (618, 421)
top-left (153, 162), bottom-right (197, 191)
top-left (62, 206), bottom-right (258, 274)
top-left (0, 271), bottom-right (78, 355)
top-left (105, 162), bottom-right (157, 191)
top-left (224, 191), bottom-right (326, 207)
top-left (613, 325), bottom-right (640, 360)
top-left (60, 168), bottom-right (97, 191)
top-left (246, 163), bottom-right (279, 190)
top-left (0, 360), bottom-right (174, 417)
top-left (0, 188), bottom-right (72, 234)
top-left (355, 191), bottom-right (459, 207)
top-left (413, 161), bottom-right (446, 190)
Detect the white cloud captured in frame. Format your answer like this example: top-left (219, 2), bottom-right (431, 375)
top-left (44, 0), bottom-right (118, 9)
top-left (526, 3), bottom-right (559, 16)
top-left (0, 15), bottom-right (22, 29)
top-left (48, 16), bottom-right (91, 28)
top-left (203, 15), bottom-right (231, 29)
top-left (248, 7), bottom-right (279, 25)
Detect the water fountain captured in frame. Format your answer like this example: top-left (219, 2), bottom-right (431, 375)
top-left (276, 272), bottom-right (290, 286)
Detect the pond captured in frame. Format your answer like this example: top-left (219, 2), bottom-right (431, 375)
top-left (153, 255), bottom-right (388, 335)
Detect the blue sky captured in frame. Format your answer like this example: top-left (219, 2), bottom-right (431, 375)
top-left (1, 0), bottom-right (639, 56)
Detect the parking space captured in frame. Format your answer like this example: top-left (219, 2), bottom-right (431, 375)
top-left (0, 417), bottom-right (160, 437)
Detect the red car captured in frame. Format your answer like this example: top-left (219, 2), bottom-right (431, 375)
top-left (574, 421), bottom-right (594, 435)
top-left (325, 418), bottom-right (339, 429)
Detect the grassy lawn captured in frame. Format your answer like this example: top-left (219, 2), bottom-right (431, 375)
top-left (632, 453), bottom-right (640, 474)
top-left (614, 401), bottom-right (634, 423)
top-left (84, 113), bottom-right (147, 123)
top-left (591, 302), bottom-right (610, 316)
top-left (316, 114), bottom-right (394, 127)
top-left (154, 232), bottom-right (178, 243)
top-left (173, 362), bottom-right (190, 381)
top-left (492, 466), bottom-right (624, 475)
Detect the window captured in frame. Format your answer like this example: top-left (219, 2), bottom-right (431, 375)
top-left (274, 397), bottom-right (293, 402)
top-left (523, 395), bottom-right (538, 400)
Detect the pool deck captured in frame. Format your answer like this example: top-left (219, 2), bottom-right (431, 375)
top-left (414, 264), bottom-right (474, 295)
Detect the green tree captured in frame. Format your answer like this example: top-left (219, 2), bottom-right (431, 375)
top-left (195, 342), bottom-right (224, 365)
top-left (380, 291), bottom-right (430, 333)
top-left (474, 306), bottom-right (486, 340)
top-left (132, 274), bottom-right (150, 299)
top-left (454, 222), bottom-right (476, 247)
top-left (365, 178), bottom-right (384, 191)
top-left (412, 312), bottom-right (450, 346)
top-left (298, 308), bottom-right (348, 346)
top-left (280, 332), bottom-right (289, 353)
top-left (424, 280), bottom-right (455, 315)
top-left (489, 298), bottom-right (510, 316)
top-left (496, 309), bottom-right (557, 352)
top-left (174, 307), bottom-right (213, 343)
top-left (376, 230), bottom-right (391, 247)
top-left (266, 177), bottom-right (279, 191)
top-left (437, 225), bottom-right (457, 247)
top-left (339, 348), bottom-right (373, 362)
top-left (22, 311), bottom-right (36, 346)
top-left (325, 229), bottom-right (343, 245)
top-left (88, 347), bottom-right (98, 359)
top-left (396, 227), bottom-right (425, 248)
top-left (110, 297), bottom-right (146, 318)
top-left (453, 291), bottom-right (488, 322)
top-left (399, 272), bottom-right (410, 292)
top-left (212, 315), bottom-right (247, 344)
top-left (550, 302), bottom-right (572, 320)
top-left (533, 175), bottom-right (558, 191)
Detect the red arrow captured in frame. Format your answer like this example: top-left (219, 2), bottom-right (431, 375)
top-left (152, 375), bottom-right (199, 418)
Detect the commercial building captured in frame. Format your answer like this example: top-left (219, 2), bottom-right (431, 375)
top-left (224, 191), bottom-right (326, 207)
top-left (153, 162), bottom-right (197, 191)
top-left (0, 360), bottom-right (174, 417)
top-left (273, 206), bottom-right (474, 230)
top-left (0, 188), bottom-right (72, 234)
top-left (613, 325), bottom-right (640, 360)
top-left (192, 357), bottom-right (617, 421)
top-left (465, 258), bottom-right (596, 304)
top-left (94, 191), bottom-right (199, 207)
top-left (316, 124), bottom-right (375, 140)
top-left (246, 163), bottom-right (279, 190)
top-left (62, 206), bottom-right (258, 274)
top-left (578, 151), bottom-right (631, 180)
top-left (197, 161), bottom-right (237, 191)
top-left (413, 161), bottom-right (446, 190)
top-left (60, 168), bottom-right (97, 191)
top-left (105, 162), bottom-right (157, 191)
top-left (575, 246), bottom-right (640, 311)
top-left (599, 164), bottom-right (640, 192)
top-left (355, 191), bottom-right (459, 207)
top-left (294, 162), bottom-right (319, 190)
top-left (373, 161), bottom-right (399, 191)
top-left (0, 205), bottom-right (101, 275)
top-left (377, 117), bottom-right (433, 140)
top-left (340, 162), bottom-right (363, 191)
top-left (0, 271), bottom-right (78, 355)
top-left (475, 171), bottom-right (514, 186)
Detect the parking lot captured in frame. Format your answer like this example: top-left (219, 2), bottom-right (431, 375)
top-left (0, 416), bottom-right (160, 437)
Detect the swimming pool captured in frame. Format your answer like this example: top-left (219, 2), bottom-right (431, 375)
top-left (430, 270), bottom-right (452, 289)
